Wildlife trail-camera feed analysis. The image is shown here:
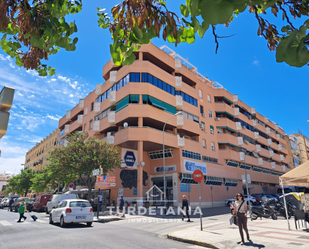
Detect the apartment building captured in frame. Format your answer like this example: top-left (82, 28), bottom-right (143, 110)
top-left (294, 134), bottom-right (309, 164)
top-left (285, 134), bottom-right (303, 168)
top-left (24, 128), bottom-right (59, 171)
top-left (58, 44), bottom-right (289, 207)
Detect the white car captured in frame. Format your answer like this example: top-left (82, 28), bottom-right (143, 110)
top-left (49, 199), bottom-right (93, 227)
top-left (225, 195), bottom-right (257, 206)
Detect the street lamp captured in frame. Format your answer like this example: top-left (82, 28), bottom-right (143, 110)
top-left (163, 111), bottom-right (182, 212)
top-left (240, 149), bottom-right (258, 217)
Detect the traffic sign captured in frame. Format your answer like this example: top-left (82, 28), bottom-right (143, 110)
top-left (193, 169), bottom-right (203, 183)
top-left (226, 186), bottom-right (229, 191)
top-left (242, 174), bottom-right (251, 184)
top-left (68, 182), bottom-right (75, 189)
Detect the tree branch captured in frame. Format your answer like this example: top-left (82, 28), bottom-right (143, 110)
top-left (279, 5), bottom-right (296, 30)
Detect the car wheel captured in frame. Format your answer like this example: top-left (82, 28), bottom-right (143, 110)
top-left (60, 216), bottom-right (66, 227)
top-left (86, 222), bottom-right (92, 227)
top-left (49, 214), bottom-right (53, 224)
top-left (46, 208), bottom-right (49, 214)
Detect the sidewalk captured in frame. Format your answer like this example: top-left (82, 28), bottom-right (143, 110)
top-left (168, 214), bottom-right (309, 249)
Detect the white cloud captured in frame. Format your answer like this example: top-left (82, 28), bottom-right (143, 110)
top-left (69, 80), bottom-right (78, 89)
top-left (28, 95), bottom-right (35, 98)
top-left (69, 94), bottom-right (74, 97)
top-left (9, 62), bottom-right (15, 69)
top-left (20, 106), bottom-right (27, 111)
top-left (0, 54), bottom-right (6, 61)
top-left (46, 115), bottom-right (60, 121)
top-left (51, 78), bottom-right (57, 82)
top-left (253, 60), bottom-right (259, 65)
top-left (26, 70), bottom-right (39, 77)
top-left (58, 75), bottom-right (70, 83)
top-left (17, 92), bottom-right (24, 97)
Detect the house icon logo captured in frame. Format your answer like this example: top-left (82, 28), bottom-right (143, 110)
top-left (146, 185), bottom-right (164, 202)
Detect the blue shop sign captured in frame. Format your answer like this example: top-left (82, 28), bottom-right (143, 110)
top-left (155, 166), bottom-right (176, 173)
top-left (183, 159), bottom-right (207, 174)
top-left (180, 183), bottom-right (187, 192)
top-left (124, 151), bottom-right (136, 167)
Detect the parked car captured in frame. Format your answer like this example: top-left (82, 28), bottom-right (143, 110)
top-left (0, 198), bottom-right (9, 209)
top-left (225, 195), bottom-right (257, 206)
top-left (49, 199), bottom-right (93, 227)
top-left (11, 197), bottom-right (30, 212)
top-left (27, 198), bottom-right (36, 212)
top-left (33, 194), bottom-right (52, 212)
top-left (46, 194), bottom-right (78, 214)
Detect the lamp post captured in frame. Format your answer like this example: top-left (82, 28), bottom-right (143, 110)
top-left (163, 111), bottom-right (182, 213)
top-left (240, 149), bottom-right (258, 217)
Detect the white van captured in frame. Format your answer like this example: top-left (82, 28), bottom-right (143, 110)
top-left (46, 194), bottom-right (78, 214)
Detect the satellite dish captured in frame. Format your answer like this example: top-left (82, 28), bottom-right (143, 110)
top-left (123, 122), bottom-right (128, 128)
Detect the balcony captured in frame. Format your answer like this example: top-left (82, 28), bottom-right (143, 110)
top-left (217, 133), bottom-right (238, 147)
top-left (215, 118), bottom-right (237, 132)
top-left (69, 119), bottom-right (82, 133)
top-left (214, 103), bottom-right (235, 118)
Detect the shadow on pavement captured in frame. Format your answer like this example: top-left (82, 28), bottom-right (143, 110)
top-left (243, 240), bottom-right (265, 248)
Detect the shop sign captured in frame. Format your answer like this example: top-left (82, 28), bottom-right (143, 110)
top-left (121, 148), bottom-right (138, 169)
top-left (183, 159), bottom-right (207, 174)
top-left (180, 183), bottom-right (187, 192)
top-left (154, 165), bottom-right (176, 173)
top-left (97, 176), bottom-right (116, 182)
top-left (96, 182), bottom-right (116, 187)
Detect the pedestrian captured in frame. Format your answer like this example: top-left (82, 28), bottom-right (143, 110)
top-left (17, 199), bottom-right (27, 223)
top-left (8, 198), bottom-right (14, 212)
top-left (181, 195), bottom-right (190, 222)
top-left (117, 195), bottom-right (125, 218)
top-left (231, 193), bottom-right (250, 245)
top-left (301, 188), bottom-right (309, 214)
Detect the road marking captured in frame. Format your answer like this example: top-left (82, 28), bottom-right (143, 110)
top-left (35, 219), bottom-right (47, 223)
top-left (0, 221), bottom-right (12, 226)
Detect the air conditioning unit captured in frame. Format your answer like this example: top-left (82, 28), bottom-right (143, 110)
top-left (243, 126), bottom-right (246, 129)
top-left (202, 113), bottom-right (206, 117)
top-left (215, 117), bottom-right (220, 121)
top-left (199, 123), bottom-right (204, 130)
top-left (244, 140), bottom-right (249, 144)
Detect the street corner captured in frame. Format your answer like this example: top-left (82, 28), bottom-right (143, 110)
top-left (167, 227), bottom-right (221, 249)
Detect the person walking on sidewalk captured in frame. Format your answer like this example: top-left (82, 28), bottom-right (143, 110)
top-left (181, 195), bottom-right (190, 222)
top-left (118, 195), bottom-right (125, 218)
top-left (8, 198), bottom-right (14, 212)
top-left (231, 193), bottom-right (250, 245)
top-left (17, 199), bottom-right (27, 223)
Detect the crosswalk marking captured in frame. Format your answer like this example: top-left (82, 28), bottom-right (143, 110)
top-left (0, 220), bottom-right (12, 226)
top-left (35, 219), bottom-right (47, 223)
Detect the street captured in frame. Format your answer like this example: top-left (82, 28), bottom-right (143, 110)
top-left (0, 208), bottom-right (206, 249)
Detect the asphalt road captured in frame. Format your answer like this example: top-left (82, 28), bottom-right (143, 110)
top-left (0, 207), bottom-right (230, 249)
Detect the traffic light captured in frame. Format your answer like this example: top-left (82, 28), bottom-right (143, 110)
top-left (0, 86), bottom-right (15, 139)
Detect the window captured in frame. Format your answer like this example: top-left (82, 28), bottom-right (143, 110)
top-left (182, 150), bottom-right (201, 160)
top-left (91, 102), bottom-right (94, 111)
top-left (202, 156), bottom-right (218, 163)
top-left (209, 110), bottom-right (213, 118)
top-left (207, 95), bottom-right (211, 103)
top-left (210, 125), bottom-right (214, 134)
top-left (202, 139), bottom-right (206, 148)
top-left (149, 149), bottom-right (173, 159)
top-left (199, 90), bottom-right (202, 98)
top-left (200, 105), bottom-right (204, 114)
top-left (211, 142), bottom-right (215, 151)
top-left (129, 73), bottom-right (140, 82)
top-left (84, 107), bottom-right (88, 115)
top-left (90, 119), bottom-right (93, 129)
top-left (84, 124), bottom-right (87, 131)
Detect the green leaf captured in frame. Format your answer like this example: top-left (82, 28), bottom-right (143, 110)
top-left (180, 4), bottom-right (189, 18)
top-left (133, 26), bottom-right (143, 40)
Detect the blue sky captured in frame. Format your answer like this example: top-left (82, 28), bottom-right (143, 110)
top-left (0, 0), bottom-right (308, 174)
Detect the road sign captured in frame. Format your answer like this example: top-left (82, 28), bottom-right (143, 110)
top-left (124, 151), bottom-right (136, 167)
top-left (210, 185), bottom-right (213, 190)
top-left (133, 189), bottom-right (137, 195)
top-left (193, 169), bottom-right (203, 183)
top-left (226, 186), bottom-right (229, 191)
top-left (242, 174), bottom-right (251, 184)
top-left (68, 183), bottom-right (75, 189)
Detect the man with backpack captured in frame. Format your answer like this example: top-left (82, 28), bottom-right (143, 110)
top-left (117, 195), bottom-right (125, 218)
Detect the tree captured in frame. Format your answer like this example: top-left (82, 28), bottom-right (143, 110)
top-left (6, 169), bottom-right (36, 196)
top-left (30, 168), bottom-right (54, 194)
top-left (46, 132), bottom-right (121, 200)
top-left (1, 1), bottom-right (308, 76)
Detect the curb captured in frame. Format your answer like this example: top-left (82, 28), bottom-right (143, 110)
top-left (93, 217), bottom-right (122, 223)
top-left (167, 232), bottom-right (220, 249)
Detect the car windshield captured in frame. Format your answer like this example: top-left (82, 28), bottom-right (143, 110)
top-left (69, 201), bottom-right (91, 207)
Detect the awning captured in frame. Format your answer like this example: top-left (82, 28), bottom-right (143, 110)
top-left (216, 111), bottom-right (235, 118)
top-left (223, 97), bottom-right (233, 104)
top-left (224, 178), bottom-right (238, 187)
top-left (217, 126), bottom-right (236, 133)
top-left (130, 94), bottom-right (140, 102)
top-left (164, 103), bottom-right (176, 114)
top-left (280, 160), bottom-right (309, 186)
top-left (252, 166), bottom-right (262, 172)
top-left (219, 143), bottom-right (238, 148)
top-left (179, 173), bottom-right (198, 185)
top-left (239, 163), bottom-right (251, 170)
top-left (116, 95), bottom-right (129, 112)
top-left (226, 160), bottom-right (239, 167)
top-left (205, 176), bottom-right (223, 186)
top-left (149, 96), bottom-right (166, 110)
top-left (210, 125), bottom-right (214, 130)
